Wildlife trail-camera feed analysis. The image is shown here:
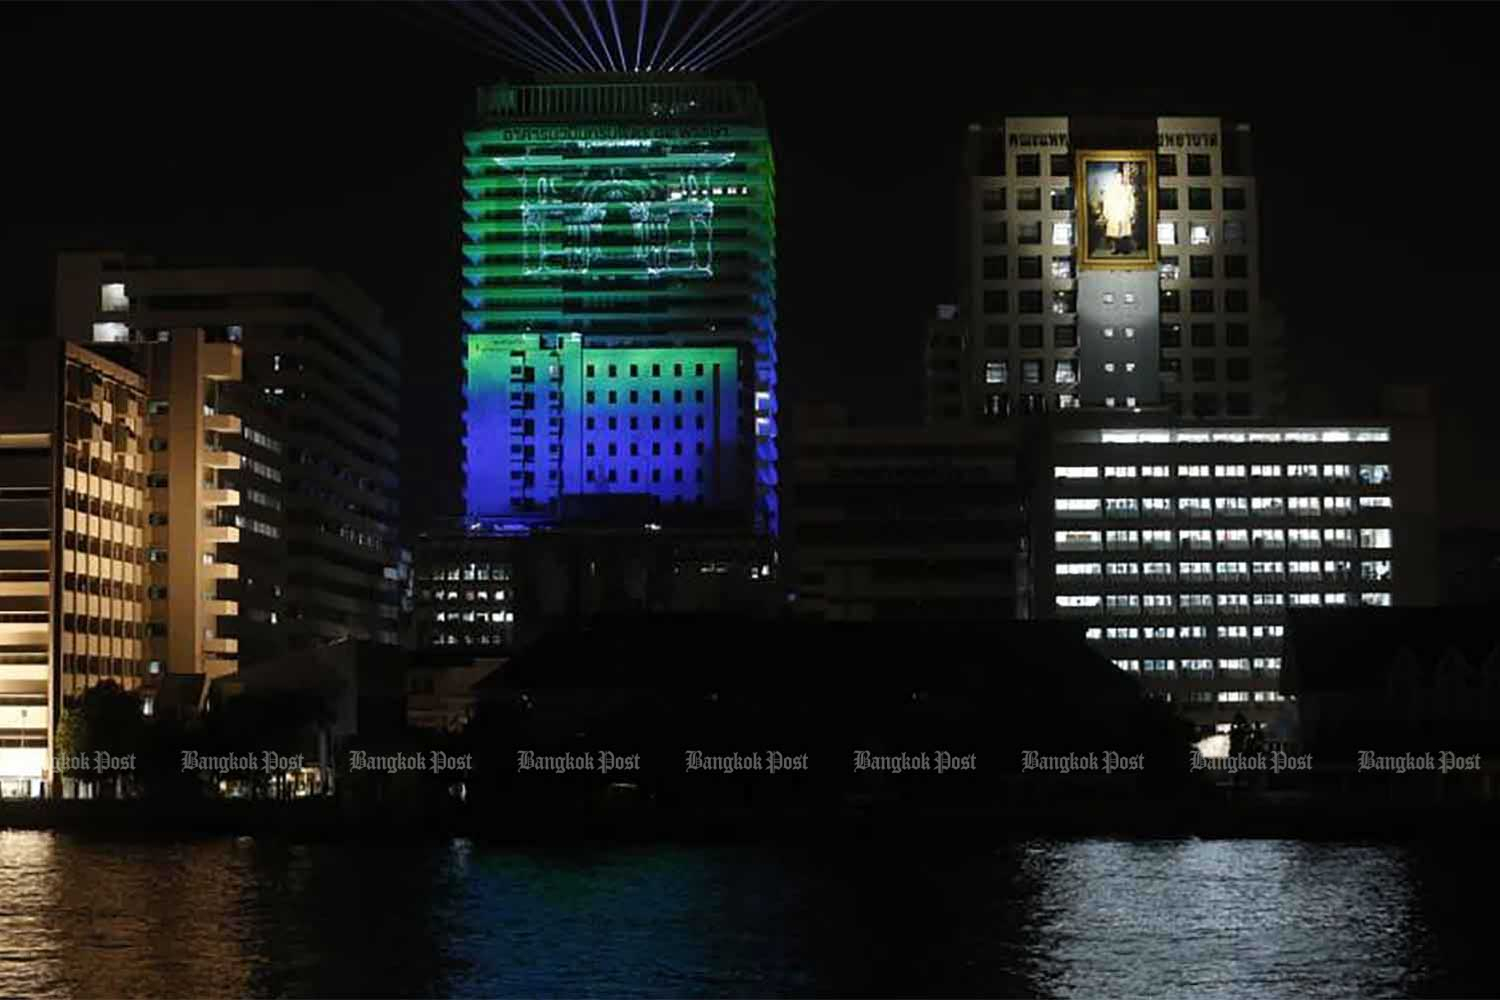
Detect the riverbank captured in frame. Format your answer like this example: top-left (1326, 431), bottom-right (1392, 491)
top-left (5, 794), bottom-right (1500, 843)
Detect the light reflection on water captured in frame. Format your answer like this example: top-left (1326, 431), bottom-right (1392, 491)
top-left (0, 832), bottom-right (1490, 998)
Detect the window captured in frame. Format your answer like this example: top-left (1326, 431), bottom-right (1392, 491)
top-left (1224, 358), bottom-right (1250, 382)
top-left (985, 361), bottom-right (1008, 385)
top-left (1225, 290), bottom-right (1249, 313)
top-left (1287, 463), bottom-right (1318, 478)
top-left (1051, 289), bottom-right (1075, 315)
top-left (983, 256), bottom-right (1007, 279)
top-left (1178, 497), bottom-right (1211, 517)
top-left (1192, 358), bottom-right (1216, 381)
top-left (1158, 221), bottom-right (1178, 245)
top-left (1054, 359), bottom-right (1078, 384)
top-left (1104, 465), bottom-right (1137, 479)
top-left (1178, 464), bottom-right (1210, 478)
top-left (1190, 322), bottom-right (1216, 347)
top-left (1189, 223), bottom-right (1213, 246)
top-left (1159, 255), bottom-right (1181, 281)
top-left (1359, 464), bottom-right (1392, 485)
top-left (1360, 528), bottom-right (1393, 549)
top-left (1361, 592), bottom-right (1392, 607)
top-left (1051, 187), bottom-right (1074, 211)
top-left (1226, 322), bottom-right (1250, 347)
top-left (1190, 289), bottom-right (1215, 312)
top-left (1022, 359), bottom-right (1042, 384)
top-left (1055, 466), bottom-right (1100, 479)
top-left (1187, 154), bottom-right (1212, 176)
top-left (1016, 154), bottom-right (1040, 176)
top-left (1289, 528), bottom-right (1321, 549)
top-left (1017, 255), bottom-right (1043, 279)
top-left (1019, 221), bottom-right (1043, 244)
top-left (1189, 256), bottom-right (1214, 279)
top-left (983, 290), bottom-right (1009, 314)
top-left (1056, 562), bottom-right (1102, 576)
top-left (1057, 393), bottom-right (1079, 410)
top-left (1160, 323), bottom-right (1182, 347)
top-left (1018, 290), bottom-right (1043, 313)
top-left (1055, 530), bottom-right (1102, 551)
top-left (1158, 187), bottom-right (1179, 211)
top-left (1017, 186), bottom-right (1042, 210)
top-left (1106, 530), bottom-right (1140, 550)
top-left (1056, 594), bottom-right (1102, 609)
top-left (1223, 220), bottom-right (1246, 245)
top-left (1157, 153), bottom-right (1177, 177)
top-left (982, 187), bottom-right (1006, 211)
top-left (1053, 324), bottom-right (1077, 347)
top-left (1223, 187), bottom-right (1246, 210)
top-left (1359, 495), bottom-right (1393, 510)
top-left (1225, 255), bottom-right (1249, 279)
top-left (984, 324), bottom-right (1009, 348)
top-left (1051, 222), bottom-right (1074, 246)
top-left (1020, 324), bottom-right (1044, 348)
top-left (983, 222), bottom-right (1008, 245)
top-left (1188, 187), bottom-right (1212, 211)
top-left (1161, 289), bottom-right (1181, 313)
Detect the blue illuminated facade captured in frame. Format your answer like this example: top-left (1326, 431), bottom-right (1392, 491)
top-left (462, 80), bottom-right (778, 534)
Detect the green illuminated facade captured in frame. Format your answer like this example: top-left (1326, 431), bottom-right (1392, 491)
top-left (462, 80), bottom-right (778, 532)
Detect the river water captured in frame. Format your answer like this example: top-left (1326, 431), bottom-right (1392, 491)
top-left (0, 832), bottom-right (1491, 998)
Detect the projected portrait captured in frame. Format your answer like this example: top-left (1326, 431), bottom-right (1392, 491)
top-left (1077, 151), bottom-right (1156, 269)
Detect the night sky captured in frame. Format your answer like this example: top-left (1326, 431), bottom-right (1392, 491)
top-left (2, 2), bottom-right (1496, 542)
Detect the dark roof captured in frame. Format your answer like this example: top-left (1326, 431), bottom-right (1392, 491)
top-left (1285, 607), bottom-right (1500, 693)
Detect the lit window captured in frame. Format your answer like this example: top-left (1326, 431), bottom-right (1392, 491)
top-left (1054, 359), bottom-right (1077, 384)
top-left (1104, 466), bottom-right (1137, 479)
top-left (1158, 222), bottom-right (1177, 245)
top-left (985, 361), bottom-right (1008, 385)
top-left (1056, 594), bottom-right (1102, 608)
top-left (1360, 528), bottom-right (1393, 549)
top-left (1054, 466), bottom-right (1099, 479)
top-left (1051, 222), bottom-right (1074, 246)
top-left (92, 322), bottom-right (129, 343)
top-left (1189, 223), bottom-right (1212, 246)
top-left (1361, 592), bottom-right (1392, 606)
top-left (100, 283), bottom-right (129, 311)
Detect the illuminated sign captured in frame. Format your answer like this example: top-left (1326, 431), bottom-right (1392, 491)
top-left (1076, 150), bottom-right (1157, 271)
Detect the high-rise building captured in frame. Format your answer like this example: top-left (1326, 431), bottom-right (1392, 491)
top-left (461, 79), bottom-right (778, 535)
top-left (0, 341), bottom-right (151, 796)
top-left (1034, 414), bottom-right (1438, 740)
top-left (55, 253), bottom-right (403, 664)
top-left (945, 115), bottom-right (1285, 422)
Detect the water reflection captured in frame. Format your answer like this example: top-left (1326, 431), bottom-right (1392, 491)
top-left (0, 833), bottom-right (1495, 997)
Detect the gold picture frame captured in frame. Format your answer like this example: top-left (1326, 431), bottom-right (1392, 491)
top-left (1076, 150), bottom-right (1157, 270)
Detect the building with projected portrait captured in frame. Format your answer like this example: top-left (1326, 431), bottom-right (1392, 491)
top-left (939, 115), bottom-right (1286, 423)
top-left (462, 79), bottom-right (778, 535)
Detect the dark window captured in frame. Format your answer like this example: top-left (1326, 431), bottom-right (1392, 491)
top-left (1158, 187), bottom-right (1178, 210)
top-left (1157, 154), bottom-right (1178, 177)
top-left (1018, 221), bottom-right (1042, 244)
top-left (982, 188), bottom-right (1006, 211)
top-left (1226, 392), bottom-right (1252, 416)
top-left (1191, 323), bottom-right (1216, 347)
top-left (1160, 356), bottom-right (1182, 377)
top-left (1192, 357), bottom-right (1217, 381)
top-left (1022, 359), bottom-right (1043, 384)
top-left (1225, 254), bottom-right (1249, 279)
top-left (1016, 153), bottom-right (1041, 176)
top-left (1227, 358), bottom-right (1251, 382)
top-left (1223, 187), bottom-right (1247, 210)
top-left (1018, 290), bottom-right (1043, 314)
top-left (1051, 289), bottom-right (1076, 315)
top-left (1188, 187), bottom-right (1213, 211)
top-left (1160, 290), bottom-right (1181, 314)
top-left (1190, 289), bottom-right (1215, 313)
top-left (1019, 325), bottom-right (1044, 349)
top-left (983, 256), bottom-right (1007, 279)
top-left (1017, 187), bottom-right (1041, 210)
top-left (1053, 325), bottom-right (1077, 348)
top-left (1187, 154), bottom-right (1212, 176)
top-left (984, 324), bottom-right (1009, 348)
top-left (1225, 289), bottom-right (1250, 313)
top-left (1050, 187), bottom-right (1074, 211)
top-left (982, 222), bottom-right (1007, 245)
top-left (1017, 256), bottom-right (1043, 279)
top-left (1226, 322), bottom-right (1251, 347)
top-left (1162, 323), bottom-right (1183, 347)
top-left (984, 291), bottom-right (1009, 315)
top-left (1050, 153), bottom-right (1072, 176)
top-left (1192, 391), bottom-right (1218, 416)
top-left (1189, 255), bottom-right (1214, 279)
top-left (1163, 392), bottom-right (1183, 415)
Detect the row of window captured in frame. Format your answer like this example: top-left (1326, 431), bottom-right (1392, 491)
top-left (981, 287), bottom-right (1251, 317)
top-left (1058, 559), bottom-right (1392, 581)
top-left (984, 185), bottom-right (1247, 213)
top-left (982, 220), bottom-right (1246, 249)
top-left (1005, 152), bottom-right (1220, 179)
top-left (585, 389), bottom-right (709, 405)
top-left (984, 255), bottom-right (1249, 283)
top-left (988, 357), bottom-right (1255, 386)
top-left (422, 588), bottom-right (509, 602)
top-left (1115, 657), bottom-right (1281, 670)
top-left (1055, 496), bottom-right (1393, 516)
top-left (1087, 625), bottom-right (1285, 641)
top-left (1059, 591), bottom-right (1393, 610)
top-left (982, 322), bottom-right (1254, 350)
top-left (585, 362), bottom-right (710, 379)
top-left (1055, 528), bottom-right (1394, 549)
top-left (424, 564), bottom-right (512, 582)
top-left (1056, 464), bottom-right (1391, 483)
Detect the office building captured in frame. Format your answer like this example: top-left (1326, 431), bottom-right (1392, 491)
top-left (56, 253), bottom-right (403, 664)
top-left (0, 342), bottom-right (151, 796)
top-left (1034, 415), bottom-right (1438, 739)
top-left (461, 79), bottom-right (778, 534)
top-left (792, 420), bottom-right (1030, 622)
top-left (947, 115), bottom-right (1285, 421)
